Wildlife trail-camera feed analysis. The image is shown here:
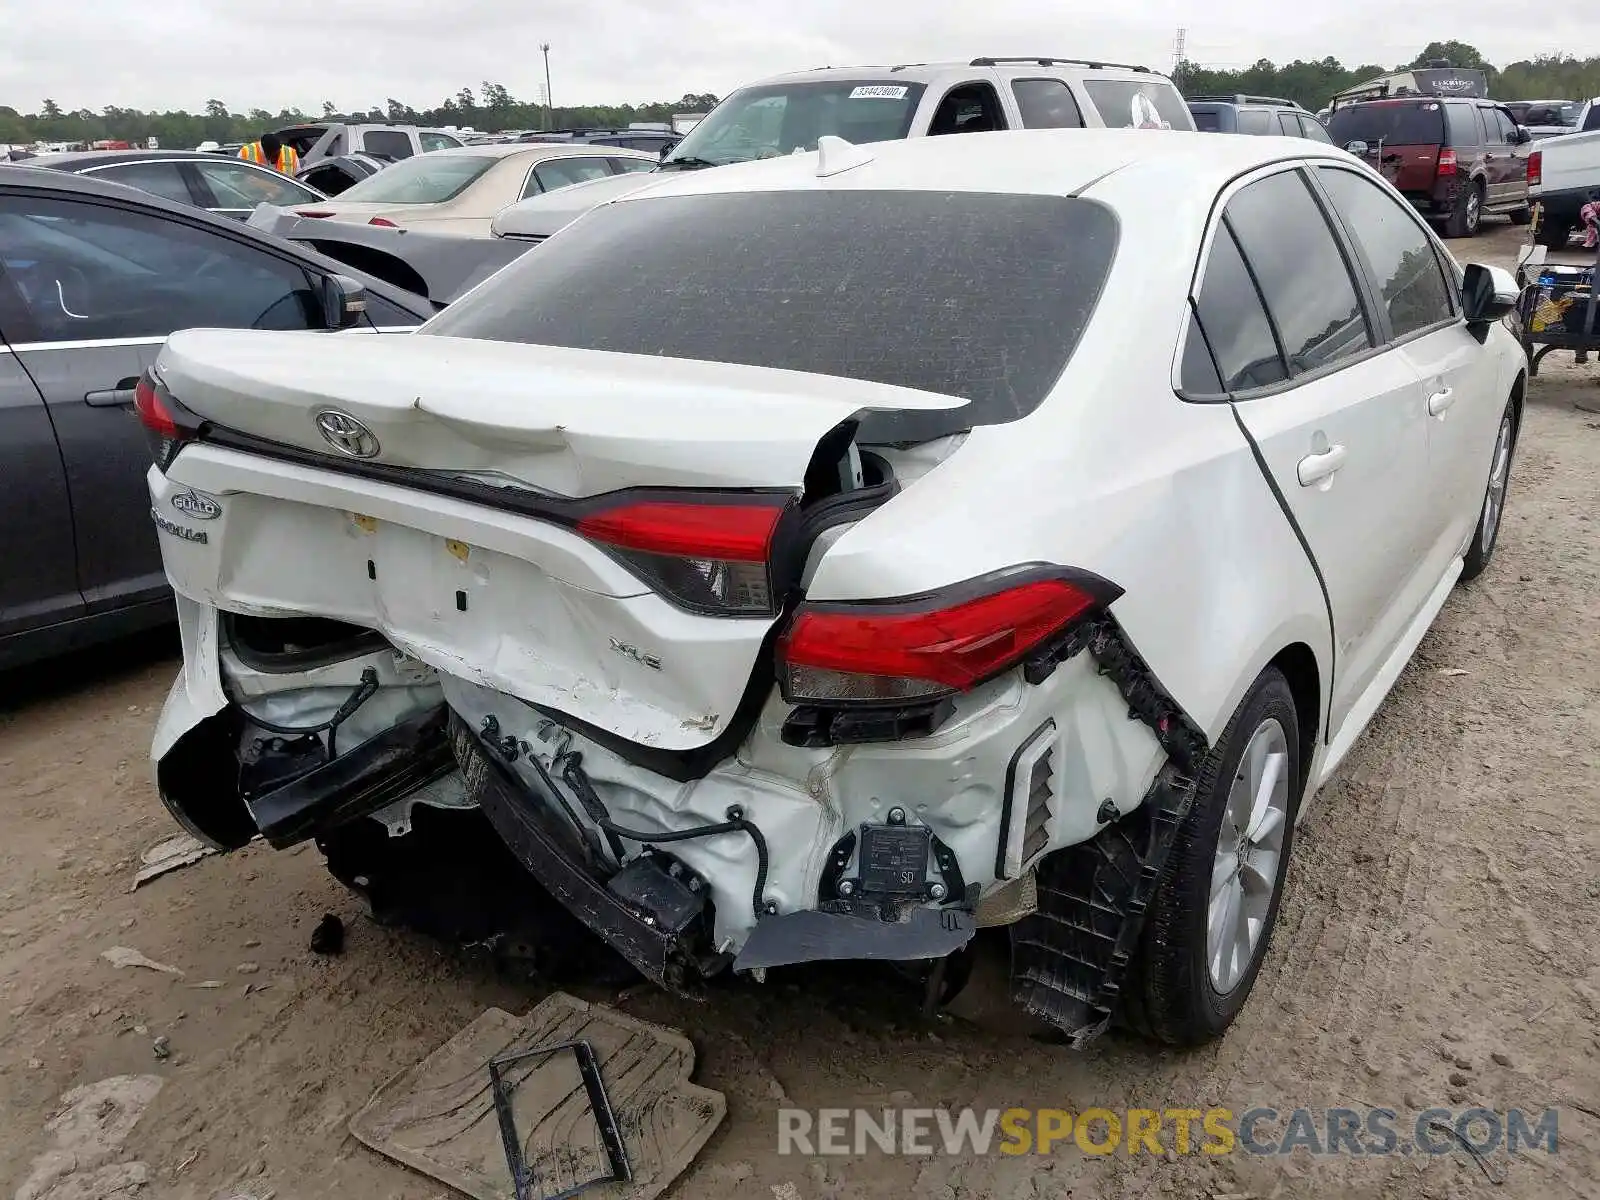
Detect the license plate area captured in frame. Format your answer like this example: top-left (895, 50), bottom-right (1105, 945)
top-left (858, 823), bottom-right (932, 895)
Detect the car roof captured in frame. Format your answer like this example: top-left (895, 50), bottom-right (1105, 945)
top-left (419, 143), bottom-right (658, 162)
top-left (0, 162), bottom-right (430, 316)
top-left (741, 57), bottom-right (1167, 88)
top-left (27, 149), bottom-right (254, 169)
top-left (608, 128), bottom-right (1350, 205)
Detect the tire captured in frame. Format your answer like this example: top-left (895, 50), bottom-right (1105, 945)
top-left (1536, 217), bottom-right (1574, 249)
top-left (1460, 398), bottom-right (1518, 583)
top-left (1123, 667), bottom-right (1303, 1046)
top-left (1510, 203), bottom-right (1533, 226)
top-left (1443, 180), bottom-right (1484, 238)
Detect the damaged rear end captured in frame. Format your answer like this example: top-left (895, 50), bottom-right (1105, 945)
top-left (144, 180), bottom-right (1184, 1039)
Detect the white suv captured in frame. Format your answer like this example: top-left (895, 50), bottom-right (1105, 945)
top-left (491, 56), bottom-right (1193, 240)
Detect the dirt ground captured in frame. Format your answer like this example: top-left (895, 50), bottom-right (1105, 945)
top-left (4, 222), bottom-right (1600, 1200)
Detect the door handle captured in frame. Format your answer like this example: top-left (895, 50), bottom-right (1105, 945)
top-left (1427, 387), bottom-right (1457, 417)
top-left (1297, 444), bottom-right (1348, 487)
top-left (84, 377), bottom-right (141, 407)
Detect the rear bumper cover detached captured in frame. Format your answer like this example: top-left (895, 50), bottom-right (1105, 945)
top-left (453, 715), bottom-right (978, 992)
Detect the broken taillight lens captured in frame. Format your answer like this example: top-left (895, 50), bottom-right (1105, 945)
top-left (777, 570), bottom-right (1118, 705)
top-left (134, 371), bottom-right (202, 470)
top-left (575, 496), bottom-right (790, 616)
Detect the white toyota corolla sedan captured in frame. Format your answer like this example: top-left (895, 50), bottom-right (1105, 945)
top-left (138, 129), bottom-right (1525, 1046)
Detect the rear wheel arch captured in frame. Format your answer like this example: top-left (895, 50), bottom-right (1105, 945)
top-left (1267, 641), bottom-right (1321, 792)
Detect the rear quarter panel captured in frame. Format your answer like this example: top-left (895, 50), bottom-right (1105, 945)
top-left (806, 175), bottom-right (1333, 753)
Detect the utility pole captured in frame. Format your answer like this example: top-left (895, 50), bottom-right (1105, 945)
top-left (1172, 27), bottom-right (1187, 85)
top-left (540, 43), bottom-right (553, 130)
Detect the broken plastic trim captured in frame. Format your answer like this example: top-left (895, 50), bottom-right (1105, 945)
top-left (488, 1039), bottom-right (631, 1200)
top-left (1007, 613), bottom-right (1212, 1045)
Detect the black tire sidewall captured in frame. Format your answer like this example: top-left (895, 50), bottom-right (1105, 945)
top-left (1462, 399), bottom-right (1518, 580)
top-left (1138, 668), bottom-right (1303, 1041)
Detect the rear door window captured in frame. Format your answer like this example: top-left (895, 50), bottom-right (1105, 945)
top-left (610, 156), bottom-right (657, 174)
top-left (529, 156), bottom-right (616, 195)
top-left (1011, 79), bottom-right (1085, 128)
top-left (1276, 112), bottom-right (1301, 136)
top-left (87, 161), bottom-right (197, 206)
top-left (929, 82), bottom-right (1008, 134)
top-left (421, 190), bottom-right (1119, 440)
top-left (1299, 116), bottom-right (1334, 143)
top-left (1081, 79), bottom-right (1195, 130)
top-left (192, 160), bottom-right (324, 210)
top-left (1480, 107), bottom-right (1509, 146)
top-left (362, 130), bottom-right (415, 160)
top-left (418, 131), bottom-right (462, 152)
top-left (1236, 109), bottom-right (1271, 135)
top-left (1225, 170), bottom-right (1373, 376)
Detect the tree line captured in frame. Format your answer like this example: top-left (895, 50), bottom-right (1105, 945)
top-left (1177, 41), bottom-right (1600, 111)
top-left (7, 40), bottom-right (1600, 147)
top-left (0, 86), bottom-right (722, 147)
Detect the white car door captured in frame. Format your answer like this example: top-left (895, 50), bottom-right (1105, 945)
top-left (1312, 163), bottom-right (1501, 569)
top-left (1185, 165), bottom-right (1434, 741)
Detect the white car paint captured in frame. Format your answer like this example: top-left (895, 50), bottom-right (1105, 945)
top-left (145, 129), bottom-right (1525, 979)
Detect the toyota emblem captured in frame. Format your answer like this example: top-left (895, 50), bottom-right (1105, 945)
top-left (315, 409), bottom-right (380, 459)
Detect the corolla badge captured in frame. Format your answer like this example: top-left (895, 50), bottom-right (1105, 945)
top-left (170, 489), bottom-right (221, 520)
top-left (315, 409), bottom-right (381, 459)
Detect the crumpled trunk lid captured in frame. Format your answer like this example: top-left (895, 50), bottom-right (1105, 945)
top-left (150, 329), bottom-right (962, 752)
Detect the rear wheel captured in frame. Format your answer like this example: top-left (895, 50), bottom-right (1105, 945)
top-left (1460, 399), bottom-right (1518, 583)
top-left (1443, 181), bottom-right (1483, 238)
top-left (1124, 668), bottom-right (1303, 1045)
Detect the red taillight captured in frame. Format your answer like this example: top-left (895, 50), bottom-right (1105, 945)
top-left (1436, 148), bottom-right (1457, 177)
top-left (1528, 150), bottom-right (1542, 188)
top-left (576, 497), bottom-right (789, 615)
top-left (369, 217), bottom-right (398, 227)
top-left (134, 373), bottom-right (178, 438)
top-left (777, 572), bottom-right (1115, 705)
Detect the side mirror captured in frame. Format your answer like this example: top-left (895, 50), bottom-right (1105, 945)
top-left (1462, 262), bottom-right (1518, 330)
top-left (1344, 139), bottom-right (1369, 156)
top-left (319, 273), bottom-right (367, 331)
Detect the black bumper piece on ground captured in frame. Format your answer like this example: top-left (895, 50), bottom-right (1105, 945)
top-left (246, 704), bottom-right (455, 849)
top-left (453, 720), bottom-right (689, 992)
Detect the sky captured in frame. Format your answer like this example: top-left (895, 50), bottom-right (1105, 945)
top-left (2, 0), bottom-right (1595, 115)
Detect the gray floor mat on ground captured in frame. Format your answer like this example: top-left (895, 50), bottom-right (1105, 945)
top-left (349, 992), bottom-right (726, 1200)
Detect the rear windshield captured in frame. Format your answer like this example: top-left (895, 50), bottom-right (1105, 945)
top-left (663, 81), bottom-right (928, 168)
top-left (1328, 102), bottom-right (1445, 146)
top-left (423, 190), bottom-right (1118, 441)
top-left (336, 154), bottom-right (496, 203)
top-left (1081, 80), bottom-right (1196, 130)
top-left (1190, 107), bottom-right (1224, 132)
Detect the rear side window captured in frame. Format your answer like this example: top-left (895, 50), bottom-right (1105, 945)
top-left (1226, 170), bottom-right (1372, 375)
top-left (418, 131), bottom-right (461, 152)
top-left (1299, 116), bottom-right (1333, 143)
top-left (1082, 80), bottom-right (1195, 130)
top-left (1012, 79), bottom-right (1084, 128)
top-left (422, 191), bottom-right (1119, 439)
top-left (1187, 223), bottom-right (1286, 393)
top-left (1330, 102), bottom-right (1446, 146)
top-left (362, 130), bottom-right (414, 160)
top-left (1276, 112), bottom-right (1301, 136)
top-left (1444, 104), bottom-right (1480, 147)
top-left (530, 156), bottom-right (615, 195)
top-left (1236, 109), bottom-right (1271, 135)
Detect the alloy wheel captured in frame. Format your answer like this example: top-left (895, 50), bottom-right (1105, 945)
top-left (1480, 414), bottom-right (1514, 553)
top-left (1206, 717), bottom-right (1291, 994)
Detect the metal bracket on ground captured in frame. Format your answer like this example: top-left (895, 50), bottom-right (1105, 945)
top-left (488, 1038), bottom-right (631, 1200)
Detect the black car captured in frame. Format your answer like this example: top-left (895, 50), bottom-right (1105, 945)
top-left (0, 166), bottom-right (433, 668)
top-left (27, 148), bottom-right (328, 219)
top-left (1186, 95), bottom-right (1335, 144)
